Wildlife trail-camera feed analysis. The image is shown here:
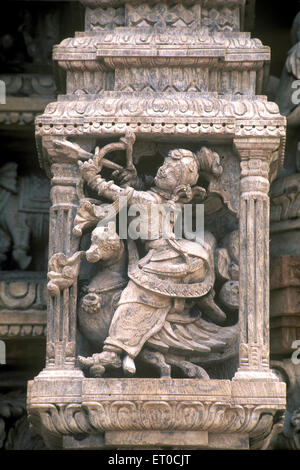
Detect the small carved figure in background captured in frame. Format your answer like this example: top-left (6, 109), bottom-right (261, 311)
top-left (0, 162), bottom-right (50, 271)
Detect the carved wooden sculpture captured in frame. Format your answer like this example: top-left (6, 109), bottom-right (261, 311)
top-left (28, 0), bottom-right (287, 450)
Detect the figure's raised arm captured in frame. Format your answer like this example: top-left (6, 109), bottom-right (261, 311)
top-left (78, 133), bottom-right (154, 205)
top-left (78, 133), bottom-right (135, 201)
top-left (79, 158), bottom-right (154, 205)
top-left (78, 157), bottom-right (128, 201)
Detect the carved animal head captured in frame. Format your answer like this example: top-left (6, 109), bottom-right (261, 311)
top-left (86, 225), bottom-right (123, 264)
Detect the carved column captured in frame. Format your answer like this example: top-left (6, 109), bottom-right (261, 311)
top-left (40, 138), bottom-right (83, 375)
top-left (234, 138), bottom-right (281, 381)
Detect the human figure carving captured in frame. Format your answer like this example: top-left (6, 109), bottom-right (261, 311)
top-left (75, 133), bottom-right (234, 377)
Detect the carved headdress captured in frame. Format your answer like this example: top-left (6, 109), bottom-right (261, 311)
top-left (167, 147), bottom-right (223, 187)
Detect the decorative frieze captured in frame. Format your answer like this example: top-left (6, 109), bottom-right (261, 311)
top-left (81, 0), bottom-right (252, 33)
top-left (126, 3), bottom-right (201, 28)
top-left (86, 6), bottom-right (125, 30)
top-left (271, 174), bottom-right (300, 224)
top-left (202, 6), bottom-right (240, 32)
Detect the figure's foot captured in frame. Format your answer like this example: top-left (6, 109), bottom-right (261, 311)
top-left (92, 351), bottom-right (122, 368)
top-left (122, 355), bottom-right (136, 376)
top-left (77, 351), bottom-right (122, 377)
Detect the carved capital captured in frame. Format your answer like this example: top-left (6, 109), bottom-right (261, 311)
top-left (234, 137), bottom-right (284, 184)
top-left (234, 137), bottom-right (282, 160)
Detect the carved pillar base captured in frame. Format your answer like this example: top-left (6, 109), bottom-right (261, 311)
top-left (27, 377), bottom-right (286, 450)
top-left (233, 369), bottom-right (279, 382)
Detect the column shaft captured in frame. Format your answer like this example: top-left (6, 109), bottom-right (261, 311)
top-left (233, 141), bottom-right (280, 381)
top-left (46, 162), bottom-right (81, 369)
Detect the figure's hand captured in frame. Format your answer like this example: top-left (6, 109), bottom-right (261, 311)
top-left (192, 186), bottom-right (207, 202)
top-left (173, 185), bottom-right (193, 203)
top-left (78, 158), bottom-right (99, 180)
top-left (120, 131), bottom-right (136, 149)
top-left (112, 167), bottom-right (138, 187)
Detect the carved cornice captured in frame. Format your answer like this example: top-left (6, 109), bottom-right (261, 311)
top-left (34, 94), bottom-right (285, 177)
top-left (28, 401), bottom-right (278, 436)
top-left (35, 94), bottom-right (286, 147)
top-left (66, 30), bottom-right (262, 49)
top-left (36, 94), bottom-right (285, 127)
top-left (54, 30), bottom-right (269, 71)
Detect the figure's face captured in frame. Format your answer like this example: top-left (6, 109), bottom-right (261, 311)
top-left (154, 158), bottom-right (180, 192)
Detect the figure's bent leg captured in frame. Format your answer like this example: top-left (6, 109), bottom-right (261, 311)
top-left (78, 280), bottom-right (171, 376)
